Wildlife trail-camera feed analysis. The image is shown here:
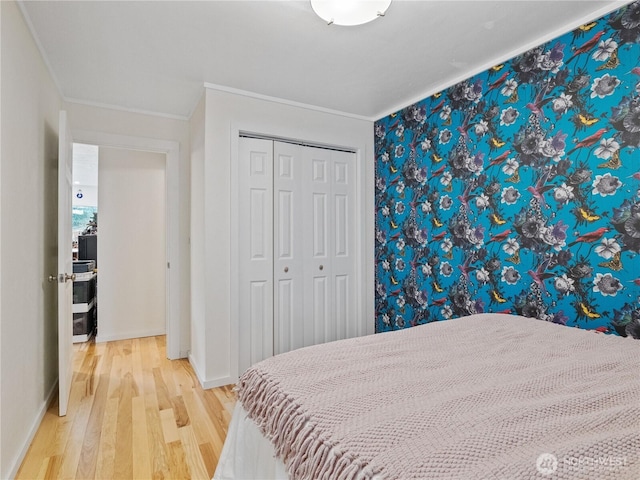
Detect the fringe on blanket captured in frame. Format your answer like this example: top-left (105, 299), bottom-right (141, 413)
top-left (237, 367), bottom-right (384, 480)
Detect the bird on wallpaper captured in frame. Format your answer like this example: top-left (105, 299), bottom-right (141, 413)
top-left (566, 128), bottom-right (609, 155)
top-left (487, 150), bottom-right (512, 168)
top-left (527, 258), bottom-right (554, 293)
top-left (526, 84), bottom-right (553, 117)
top-left (568, 227), bottom-right (609, 246)
top-left (429, 98), bottom-right (446, 116)
top-left (456, 183), bottom-right (476, 209)
top-left (565, 31), bottom-right (606, 64)
top-left (457, 257), bottom-right (476, 281)
top-left (486, 229), bottom-right (512, 244)
top-left (526, 171), bottom-right (554, 207)
top-left (486, 71), bottom-right (510, 93)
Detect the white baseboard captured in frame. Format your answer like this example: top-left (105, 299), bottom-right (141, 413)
top-left (6, 381), bottom-right (57, 479)
top-left (188, 353), bottom-right (235, 389)
top-left (95, 328), bottom-right (166, 343)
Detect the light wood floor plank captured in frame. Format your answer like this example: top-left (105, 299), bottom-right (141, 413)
top-left (16, 335), bottom-right (237, 480)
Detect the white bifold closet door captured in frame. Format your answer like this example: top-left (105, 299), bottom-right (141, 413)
top-left (238, 137), bottom-right (356, 374)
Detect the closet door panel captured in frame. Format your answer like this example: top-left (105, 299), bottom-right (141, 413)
top-left (273, 142), bottom-right (305, 354)
top-left (238, 138), bottom-right (274, 374)
top-left (332, 150), bottom-right (357, 340)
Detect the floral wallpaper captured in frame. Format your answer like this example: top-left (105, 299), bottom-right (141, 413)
top-left (374, 1), bottom-right (640, 339)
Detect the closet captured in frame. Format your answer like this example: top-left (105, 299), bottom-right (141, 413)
top-left (238, 137), bottom-right (357, 373)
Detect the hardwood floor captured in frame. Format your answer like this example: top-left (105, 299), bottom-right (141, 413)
top-left (16, 336), bottom-right (236, 480)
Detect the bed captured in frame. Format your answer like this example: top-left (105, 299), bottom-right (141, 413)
top-left (214, 314), bottom-right (639, 479)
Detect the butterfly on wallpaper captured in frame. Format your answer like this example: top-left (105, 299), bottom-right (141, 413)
top-left (490, 213), bottom-right (507, 226)
top-left (489, 137), bottom-right (506, 149)
top-left (596, 49), bottom-right (620, 71)
top-left (506, 169), bottom-right (521, 183)
top-left (577, 113), bottom-right (599, 127)
top-left (491, 290), bottom-right (508, 303)
top-left (506, 249), bottom-right (521, 265)
top-left (597, 150), bottom-right (622, 169)
top-left (504, 90), bottom-right (519, 104)
top-left (490, 63), bottom-right (505, 72)
top-left (578, 21), bottom-right (598, 32)
top-left (576, 207), bottom-right (601, 223)
top-left (432, 153), bottom-right (444, 163)
top-left (432, 217), bottom-right (444, 228)
top-left (432, 281), bottom-right (444, 293)
top-left (578, 302), bottom-right (601, 319)
top-left (599, 252), bottom-right (623, 271)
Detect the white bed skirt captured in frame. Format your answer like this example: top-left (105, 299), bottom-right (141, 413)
top-left (213, 403), bottom-right (288, 480)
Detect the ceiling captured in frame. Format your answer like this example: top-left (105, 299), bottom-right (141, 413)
top-left (19, 0), bottom-right (628, 121)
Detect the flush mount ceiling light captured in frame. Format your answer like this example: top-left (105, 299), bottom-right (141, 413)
top-left (311, 0), bottom-right (392, 26)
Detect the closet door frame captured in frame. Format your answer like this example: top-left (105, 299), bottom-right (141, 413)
top-left (231, 128), bottom-right (367, 380)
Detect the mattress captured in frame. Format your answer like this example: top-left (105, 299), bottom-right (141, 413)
top-left (216, 314), bottom-right (640, 479)
top-left (214, 403), bottom-right (287, 480)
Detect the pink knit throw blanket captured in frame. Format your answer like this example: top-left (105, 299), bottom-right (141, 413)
top-left (236, 314), bottom-right (640, 479)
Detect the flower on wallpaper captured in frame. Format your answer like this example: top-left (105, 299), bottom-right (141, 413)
top-left (501, 186), bottom-right (520, 205)
top-left (441, 237), bottom-right (453, 253)
top-left (440, 262), bottom-right (453, 277)
top-left (396, 181), bottom-right (405, 194)
top-left (440, 171), bottom-right (453, 187)
top-left (420, 139), bottom-right (432, 151)
top-left (421, 200), bottom-right (432, 213)
top-left (441, 305), bottom-right (453, 319)
top-left (554, 274), bottom-right (576, 295)
top-left (422, 264), bottom-right (432, 276)
top-left (395, 315), bottom-right (405, 328)
top-left (592, 173), bottom-right (622, 196)
top-left (395, 258), bottom-right (406, 272)
top-left (396, 295), bottom-right (406, 308)
top-left (592, 38), bottom-right (619, 61)
top-left (440, 195), bottom-right (453, 210)
top-left (440, 105), bottom-right (452, 121)
top-left (502, 238), bottom-right (520, 256)
top-left (594, 138), bottom-right (620, 159)
top-left (476, 267), bottom-right (490, 284)
top-left (395, 201), bottom-right (405, 214)
top-left (501, 266), bottom-right (521, 285)
top-left (394, 144), bottom-right (405, 158)
top-left (439, 129), bottom-right (452, 144)
top-left (541, 131), bottom-right (567, 161)
top-left (543, 221), bottom-right (569, 251)
top-left (590, 74), bottom-right (621, 98)
top-left (502, 158), bottom-right (519, 176)
top-left (501, 78), bottom-right (518, 97)
top-left (475, 120), bottom-right (490, 136)
top-left (476, 193), bottom-right (490, 210)
top-left (593, 273), bottom-right (623, 296)
top-left (500, 107), bottom-right (519, 126)
top-left (551, 93), bottom-right (573, 117)
top-left (595, 238), bottom-right (621, 258)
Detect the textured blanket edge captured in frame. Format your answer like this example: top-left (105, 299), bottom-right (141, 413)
top-left (237, 368), bottom-right (379, 480)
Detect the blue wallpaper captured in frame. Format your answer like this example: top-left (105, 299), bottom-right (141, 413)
top-left (374, 1), bottom-right (640, 338)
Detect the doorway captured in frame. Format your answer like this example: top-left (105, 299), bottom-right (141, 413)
top-left (71, 131), bottom-right (181, 359)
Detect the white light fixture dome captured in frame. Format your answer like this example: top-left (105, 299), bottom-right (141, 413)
top-left (311, 0), bottom-right (392, 26)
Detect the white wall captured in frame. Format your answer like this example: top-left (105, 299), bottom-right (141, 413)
top-left (190, 87), bottom-right (375, 388)
top-left (0, 2), bottom-right (62, 477)
top-left (97, 147), bottom-right (166, 341)
top-left (64, 102), bottom-right (191, 357)
top-left (189, 94), bottom-right (206, 383)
